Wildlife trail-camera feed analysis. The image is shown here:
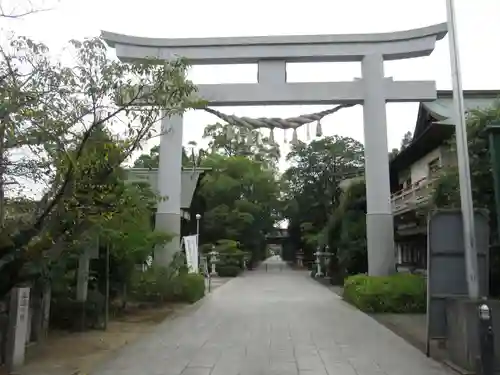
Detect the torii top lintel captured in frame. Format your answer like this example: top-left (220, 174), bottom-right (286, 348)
top-left (101, 23), bottom-right (447, 65)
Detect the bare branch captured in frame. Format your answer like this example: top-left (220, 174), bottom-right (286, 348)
top-left (0, 0), bottom-right (57, 19)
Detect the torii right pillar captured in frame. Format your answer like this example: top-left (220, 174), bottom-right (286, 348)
top-left (362, 53), bottom-right (395, 276)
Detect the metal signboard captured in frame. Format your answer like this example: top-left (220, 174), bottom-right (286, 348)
top-left (426, 209), bottom-right (489, 354)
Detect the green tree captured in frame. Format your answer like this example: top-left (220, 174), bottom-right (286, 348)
top-left (400, 131), bottom-right (413, 150)
top-left (0, 35), bottom-right (197, 297)
top-left (431, 102), bottom-right (500, 294)
top-left (133, 145), bottom-right (161, 169)
top-left (133, 144), bottom-right (198, 169)
top-left (132, 126), bottom-right (282, 265)
top-left (281, 136), bottom-right (364, 263)
top-left (321, 180), bottom-right (367, 279)
top-left (198, 154), bottom-right (280, 262)
top-left (388, 131), bottom-right (412, 161)
top-left (203, 122), bottom-right (280, 169)
top-left (389, 148), bottom-right (400, 161)
top-left (97, 180), bottom-right (171, 302)
top-left (432, 104), bottom-right (500, 213)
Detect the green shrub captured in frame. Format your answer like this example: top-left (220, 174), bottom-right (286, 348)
top-left (129, 266), bottom-right (175, 303)
top-left (343, 273), bottom-right (426, 313)
top-left (171, 273), bottom-right (205, 303)
top-left (211, 239), bottom-right (247, 270)
top-left (214, 239), bottom-right (240, 253)
top-left (219, 253), bottom-right (245, 268)
top-left (216, 265), bottom-right (242, 277)
top-left (50, 289), bottom-right (105, 330)
top-left (130, 266), bottom-right (205, 304)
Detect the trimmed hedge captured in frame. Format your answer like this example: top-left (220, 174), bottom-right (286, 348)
top-left (216, 265), bottom-right (242, 277)
top-left (343, 273), bottom-right (426, 313)
top-left (171, 273), bottom-right (205, 303)
top-left (130, 266), bottom-right (174, 303)
top-left (130, 267), bottom-right (205, 304)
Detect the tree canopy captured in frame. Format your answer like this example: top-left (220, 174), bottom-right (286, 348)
top-left (203, 123), bottom-right (280, 170)
top-left (198, 154), bottom-right (280, 260)
top-left (0, 34), bottom-right (197, 296)
top-left (132, 126), bottom-right (282, 264)
top-left (431, 102), bottom-right (500, 294)
top-left (280, 136), bottom-right (365, 269)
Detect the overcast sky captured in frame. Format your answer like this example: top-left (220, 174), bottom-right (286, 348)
top-left (3, 0), bottom-right (500, 171)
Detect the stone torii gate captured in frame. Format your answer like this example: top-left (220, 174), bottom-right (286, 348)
top-left (102, 23), bottom-right (448, 276)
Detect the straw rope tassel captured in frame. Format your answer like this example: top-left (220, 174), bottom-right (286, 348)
top-left (291, 129), bottom-right (298, 145)
top-left (316, 120), bottom-right (323, 137)
top-left (226, 125), bottom-right (233, 139)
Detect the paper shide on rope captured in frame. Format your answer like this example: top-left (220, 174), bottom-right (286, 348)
top-left (203, 104), bottom-right (356, 147)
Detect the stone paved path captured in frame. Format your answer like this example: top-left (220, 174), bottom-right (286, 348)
top-left (92, 258), bottom-right (453, 375)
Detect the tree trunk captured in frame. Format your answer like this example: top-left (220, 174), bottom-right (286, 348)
top-left (0, 119), bottom-right (6, 229)
top-left (30, 281), bottom-right (51, 343)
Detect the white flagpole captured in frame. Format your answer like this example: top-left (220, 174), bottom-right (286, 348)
top-left (446, 0), bottom-right (479, 299)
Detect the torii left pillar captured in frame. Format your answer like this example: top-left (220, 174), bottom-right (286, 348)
top-left (362, 54), bottom-right (395, 276)
top-left (155, 113), bottom-right (183, 265)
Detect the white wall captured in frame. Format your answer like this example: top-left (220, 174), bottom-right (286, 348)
top-left (439, 144), bottom-right (458, 167)
top-left (409, 147), bottom-right (442, 183)
top-left (396, 144), bottom-right (457, 189)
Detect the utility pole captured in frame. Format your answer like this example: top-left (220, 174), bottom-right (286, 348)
top-left (446, 0), bottom-right (479, 299)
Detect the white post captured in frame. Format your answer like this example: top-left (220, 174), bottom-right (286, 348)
top-left (76, 250), bottom-right (90, 302)
top-left (446, 0), bottom-right (479, 299)
top-left (155, 113), bottom-right (183, 266)
top-left (195, 213), bottom-right (201, 273)
top-left (361, 53), bottom-right (396, 276)
top-left (195, 214), bottom-right (201, 240)
top-left (314, 251), bottom-right (323, 277)
top-left (324, 248), bottom-right (331, 277)
top-left (210, 251), bottom-right (218, 276)
top-left (397, 244), bottom-right (402, 264)
top-left (6, 287), bottom-right (30, 371)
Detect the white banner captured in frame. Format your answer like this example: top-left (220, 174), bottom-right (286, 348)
top-left (183, 235), bottom-right (199, 273)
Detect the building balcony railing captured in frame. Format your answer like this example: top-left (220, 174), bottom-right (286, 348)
top-left (391, 177), bottom-right (436, 215)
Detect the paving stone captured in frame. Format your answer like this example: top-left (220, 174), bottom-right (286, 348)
top-left (269, 361), bottom-right (298, 373)
top-left (184, 367), bottom-right (216, 375)
top-left (299, 370), bottom-right (328, 375)
top-left (296, 356), bottom-right (325, 371)
top-left (211, 357), bottom-right (242, 375)
top-left (91, 258), bottom-right (455, 375)
top-left (187, 347), bottom-right (221, 367)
